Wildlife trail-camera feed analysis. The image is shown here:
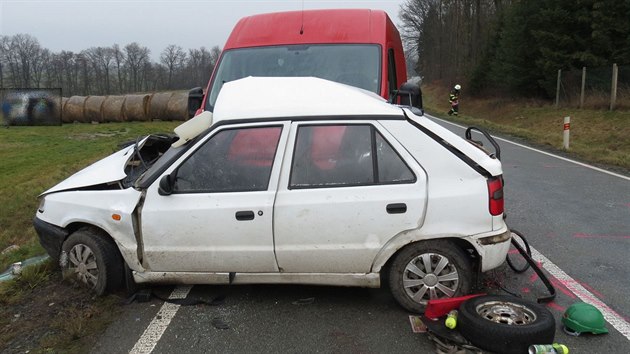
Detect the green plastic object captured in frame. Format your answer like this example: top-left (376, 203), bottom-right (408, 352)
top-left (562, 302), bottom-right (608, 335)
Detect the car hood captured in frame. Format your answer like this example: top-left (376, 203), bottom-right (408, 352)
top-left (41, 138), bottom-right (147, 196)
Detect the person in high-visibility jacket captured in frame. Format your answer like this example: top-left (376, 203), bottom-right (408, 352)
top-left (448, 84), bottom-right (461, 116)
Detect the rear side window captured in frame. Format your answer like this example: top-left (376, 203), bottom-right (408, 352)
top-left (376, 132), bottom-right (415, 183)
top-left (290, 124), bottom-right (415, 188)
top-left (174, 126), bottom-right (282, 192)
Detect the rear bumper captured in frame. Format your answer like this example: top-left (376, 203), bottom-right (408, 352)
top-left (470, 229), bottom-right (511, 272)
top-left (33, 216), bottom-right (68, 261)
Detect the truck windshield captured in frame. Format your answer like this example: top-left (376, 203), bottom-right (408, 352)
top-left (206, 44), bottom-right (381, 111)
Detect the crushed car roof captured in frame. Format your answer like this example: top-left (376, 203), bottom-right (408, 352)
top-left (212, 77), bottom-right (404, 122)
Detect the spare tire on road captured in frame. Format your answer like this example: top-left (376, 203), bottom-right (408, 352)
top-left (458, 295), bottom-right (555, 354)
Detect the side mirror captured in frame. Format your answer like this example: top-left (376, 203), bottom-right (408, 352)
top-left (397, 81), bottom-right (423, 112)
top-left (187, 87), bottom-right (204, 119)
top-left (158, 174), bottom-right (174, 195)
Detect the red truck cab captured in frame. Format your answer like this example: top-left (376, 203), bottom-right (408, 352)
top-left (190, 9), bottom-right (410, 114)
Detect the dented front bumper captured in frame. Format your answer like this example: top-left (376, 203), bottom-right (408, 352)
top-left (33, 216), bottom-right (68, 261)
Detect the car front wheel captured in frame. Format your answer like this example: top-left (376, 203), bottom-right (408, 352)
top-left (388, 240), bottom-right (472, 313)
top-left (61, 228), bottom-right (123, 295)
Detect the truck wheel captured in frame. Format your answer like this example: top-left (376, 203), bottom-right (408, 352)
top-left (61, 228), bottom-right (123, 295)
top-left (388, 240), bottom-right (472, 313)
top-left (458, 295), bottom-right (555, 354)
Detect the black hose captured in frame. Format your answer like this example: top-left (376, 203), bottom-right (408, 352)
top-left (507, 229), bottom-right (531, 273)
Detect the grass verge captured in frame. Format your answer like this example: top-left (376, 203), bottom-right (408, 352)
top-left (0, 121), bottom-right (178, 352)
top-left (422, 84), bottom-right (630, 172)
top-left (0, 121), bottom-right (179, 271)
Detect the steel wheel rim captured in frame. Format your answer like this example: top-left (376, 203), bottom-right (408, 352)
top-left (67, 243), bottom-right (99, 289)
top-left (475, 301), bottom-right (538, 325)
top-left (402, 252), bottom-right (459, 304)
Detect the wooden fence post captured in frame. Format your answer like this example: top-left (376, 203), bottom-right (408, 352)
top-left (610, 63), bottom-right (618, 111)
top-left (580, 66), bottom-right (586, 109)
top-left (555, 69), bottom-right (561, 108)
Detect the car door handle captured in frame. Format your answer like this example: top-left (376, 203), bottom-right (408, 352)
top-left (235, 211), bottom-right (255, 221)
top-left (386, 203), bottom-right (407, 214)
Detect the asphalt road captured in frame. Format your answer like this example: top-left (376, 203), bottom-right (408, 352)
top-left (91, 115), bottom-right (630, 354)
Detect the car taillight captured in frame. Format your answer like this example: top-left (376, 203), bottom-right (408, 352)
top-left (487, 177), bottom-right (504, 216)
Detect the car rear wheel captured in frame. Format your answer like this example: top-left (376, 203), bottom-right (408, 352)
top-left (388, 240), bottom-right (472, 313)
top-left (61, 228), bottom-right (123, 295)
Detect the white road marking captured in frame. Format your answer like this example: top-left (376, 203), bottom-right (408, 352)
top-left (427, 114), bottom-right (630, 181)
top-left (130, 286), bottom-right (193, 354)
top-left (530, 247), bottom-right (630, 340)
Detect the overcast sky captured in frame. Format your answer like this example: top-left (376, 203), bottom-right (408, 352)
top-left (1, 0), bottom-right (407, 59)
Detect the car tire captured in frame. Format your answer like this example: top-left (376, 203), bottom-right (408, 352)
top-left (388, 240), bottom-right (472, 313)
top-left (61, 228), bottom-right (123, 295)
top-left (458, 295), bottom-right (555, 354)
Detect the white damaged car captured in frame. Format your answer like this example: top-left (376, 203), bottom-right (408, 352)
top-left (34, 77), bottom-right (510, 312)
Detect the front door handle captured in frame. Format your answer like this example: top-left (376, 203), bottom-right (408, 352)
top-left (235, 211), bottom-right (255, 221)
top-left (386, 203), bottom-right (407, 214)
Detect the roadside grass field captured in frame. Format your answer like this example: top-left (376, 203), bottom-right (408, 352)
top-left (0, 121), bottom-right (180, 271)
top-left (422, 84), bottom-right (630, 171)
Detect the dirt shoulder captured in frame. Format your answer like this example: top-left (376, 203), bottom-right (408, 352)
top-left (1, 262), bottom-right (123, 353)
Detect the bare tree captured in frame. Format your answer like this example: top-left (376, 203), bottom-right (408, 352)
top-left (124, 43), bottom-right (151, 92)
top-left (1, 34), bottom-right (222, 95)
top-left (112, 44), bottom-right (126, 94)
top-left (31, 48), bottom-right (50, 88)
top-left (84, 47), bottom-right (115, 94)
top-left (160, 44), bottom-right (186, 88)
top-left (12, 34), bottom-right (44, 87)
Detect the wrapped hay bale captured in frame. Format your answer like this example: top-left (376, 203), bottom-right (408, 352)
top-left (84, 96), bottom-right (106, 123)
top-left (123, 94), bottom-right (150, 122)
top-left (101, 96), bottom-right (126, 122)
top-left (147, 92), bottom-right (173, 121)
top-left (166, 91), bottom-right (189, 121)
top-left (63, 96), bottom-right (88, 123)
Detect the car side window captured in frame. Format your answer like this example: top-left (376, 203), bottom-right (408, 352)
top-left (290, 124), bottom-right (415, 188)
top-left (376, 132), bottom-right (415, 183)
top-left (174, 126), bottom-right (282, 193)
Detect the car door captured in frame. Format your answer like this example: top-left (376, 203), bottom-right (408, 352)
top-left (140, 122), bottom-right (289, 272)
top-left (273, 121), bottom-right (428, 273)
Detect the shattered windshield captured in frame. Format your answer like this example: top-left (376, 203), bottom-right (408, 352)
top-left (206, 44), bottom-right (381, 111)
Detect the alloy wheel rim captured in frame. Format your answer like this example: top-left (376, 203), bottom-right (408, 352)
top-left (476, 301), bottom-right (537, 325)
top-left (67, 244), bottom-right (99, 288)
top-left (402, 253), bottom-right (459, 304)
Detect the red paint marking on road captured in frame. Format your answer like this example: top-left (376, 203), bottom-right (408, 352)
top-left (580, 282), bottom-right (605, 299)
top-left (574, 233), bottom-right (630, 239)
top-left (546, 302), bottom-right (566, 313)
top-left (521, 287), bottom-right (530, 294)
top-left (528, 261), bottom-right (544, 283)
top-left (551, 279), bottom-right (577, 299)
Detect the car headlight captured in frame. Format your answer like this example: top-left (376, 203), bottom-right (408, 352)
top-left (37, 197), bottom-right (45, 213)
